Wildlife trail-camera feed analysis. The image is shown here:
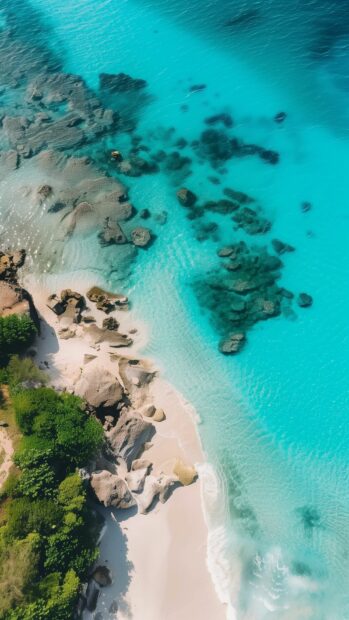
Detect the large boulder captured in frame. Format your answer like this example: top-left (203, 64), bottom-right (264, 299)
top-left (90, 470), bottom-right (136, 508)
top-left (0, 281), bottom-right (39, 328)
top-left (91, 566), bottom-right (112, 587)
top-left (119, 359), bottom-right (155, 389)
top-left (125, 466), bottom-right (149, 494)
top-left (74, 364), bottom-right (124, 409)
top-left (173, 460), bottom-right (197, 485)
top-left (0, 250), bottom-right (26, 281)
top-left (0, 282), bottom-right (31, 318)
top-left (137, 474), bottom-right (179, 514)
top-left (107, 410), bottom-right (154, 468)
top-left (86, 579), bottom-right (100, 612)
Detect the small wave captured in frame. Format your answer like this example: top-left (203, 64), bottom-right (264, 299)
top-left (198, 461), bottom-right (238, 620)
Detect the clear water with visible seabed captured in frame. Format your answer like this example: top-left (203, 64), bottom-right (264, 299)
top-left (3, 0), bottom-right (349, 617)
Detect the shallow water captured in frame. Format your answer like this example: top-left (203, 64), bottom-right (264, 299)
top-left (2, 0), bottom-right (349, 617)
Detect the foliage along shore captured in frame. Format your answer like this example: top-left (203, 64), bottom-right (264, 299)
top-left (0, 353), bottom-right (104, 620)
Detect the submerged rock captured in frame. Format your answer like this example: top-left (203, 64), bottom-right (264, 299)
top-left (204, 112), bottom-right (233, 128)
top-left (274, 111), bottom-right (287, 123)
top-left (203, 199), bottom-right (239, 214)
top-left (223, 187), bottom-right (255, 204)
top-left (272, 239), bottom-right (295, 254)
top-left (176, 187), bottom-right (197, 207)
top-left (99, 219), bottom-right (126, 245)
top-left (297, 293), bottom-right (313, 308)
top-left (301, 201), bottom-right (312, 213)
top-left (99, 72), bottom-right (147, 92)
top-left (219, 332), bottom-right (246, 354)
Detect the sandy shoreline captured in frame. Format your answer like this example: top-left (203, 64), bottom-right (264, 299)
top-left (24, 274), bottom-right (226, 620)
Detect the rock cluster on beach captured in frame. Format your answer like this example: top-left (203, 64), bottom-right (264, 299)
top-left (44, 284), bottom-right (197, 522)
top-left (47, 286), bottom-right (131, 343)
top-left (79, 354), bottom-right (193, 515)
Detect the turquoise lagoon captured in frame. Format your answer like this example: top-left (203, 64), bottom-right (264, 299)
top-left (4, 0), bottom-right (349, 617)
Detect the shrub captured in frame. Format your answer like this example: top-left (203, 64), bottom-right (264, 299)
top-left (0, 533), bottom-right (40, 616)
top-left (13, 388), bottom-right (103, 471)
top-left (0, 315), bottom-right (37, 355)
top-left (7, 356), bottom-right (47, 388)
top-left (58, 473), bottom-right (86, 514)
top-left (17, 462), bottom-right (57, 499)
top-left (6, 498), bottom-right (63, 541)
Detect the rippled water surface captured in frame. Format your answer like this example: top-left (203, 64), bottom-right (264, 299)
top-left (2, 0), bottom-right (349, 618)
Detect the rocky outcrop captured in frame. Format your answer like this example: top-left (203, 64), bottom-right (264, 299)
top-left (131, 227), bottom-right (152, 247)
top-left (90, 470), bottom-right (136, 508)
top-left (73, 364), bottom-right (124, 409)
top-left (99, 219), bottom-right (126, 246)
top-left (0, 250), bottom-right (39, 328)
top-left (119, 359), bottom-right (155, 389)
top-left (107, 410), bottom-right (155, 468)
top-left (47, 289), bottom-right (85, 325)
top-left (1, 71), bottom-right (120, 155)
top-left (91, 566), bottom-right (112, 587)
top-left (125, 465), bottom-right (150, 494)
top-left (83, 324), bottom-right (133, 348)
top-left (102, 317), bottom-right (119, 331)
top-left (86, 580), bottom-right (100, 612)
top-left (0, 250), bottom-right (26, 281)
top-left (137, 473), bottom-right (179, 514)
top-left (0, 282), bottom-right (32, 318)
top-left (86, 287), bottom-right (128, 313)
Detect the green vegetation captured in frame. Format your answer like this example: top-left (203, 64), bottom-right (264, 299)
top-left (6, 356), bottom-right (47, 388)
top-left (0, 315), bottom-right (37, 357)
top-left (0, 371), bottom-right (104, 619)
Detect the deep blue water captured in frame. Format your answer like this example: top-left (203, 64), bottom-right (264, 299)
top-left (2, 0), bottom-right (349, 618)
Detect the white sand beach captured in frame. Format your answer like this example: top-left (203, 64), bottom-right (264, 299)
top-left (24, 276), bottom-right (226, 620)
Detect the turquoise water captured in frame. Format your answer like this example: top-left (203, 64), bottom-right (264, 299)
top-left (2, 0), bottom-right (349, 617)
